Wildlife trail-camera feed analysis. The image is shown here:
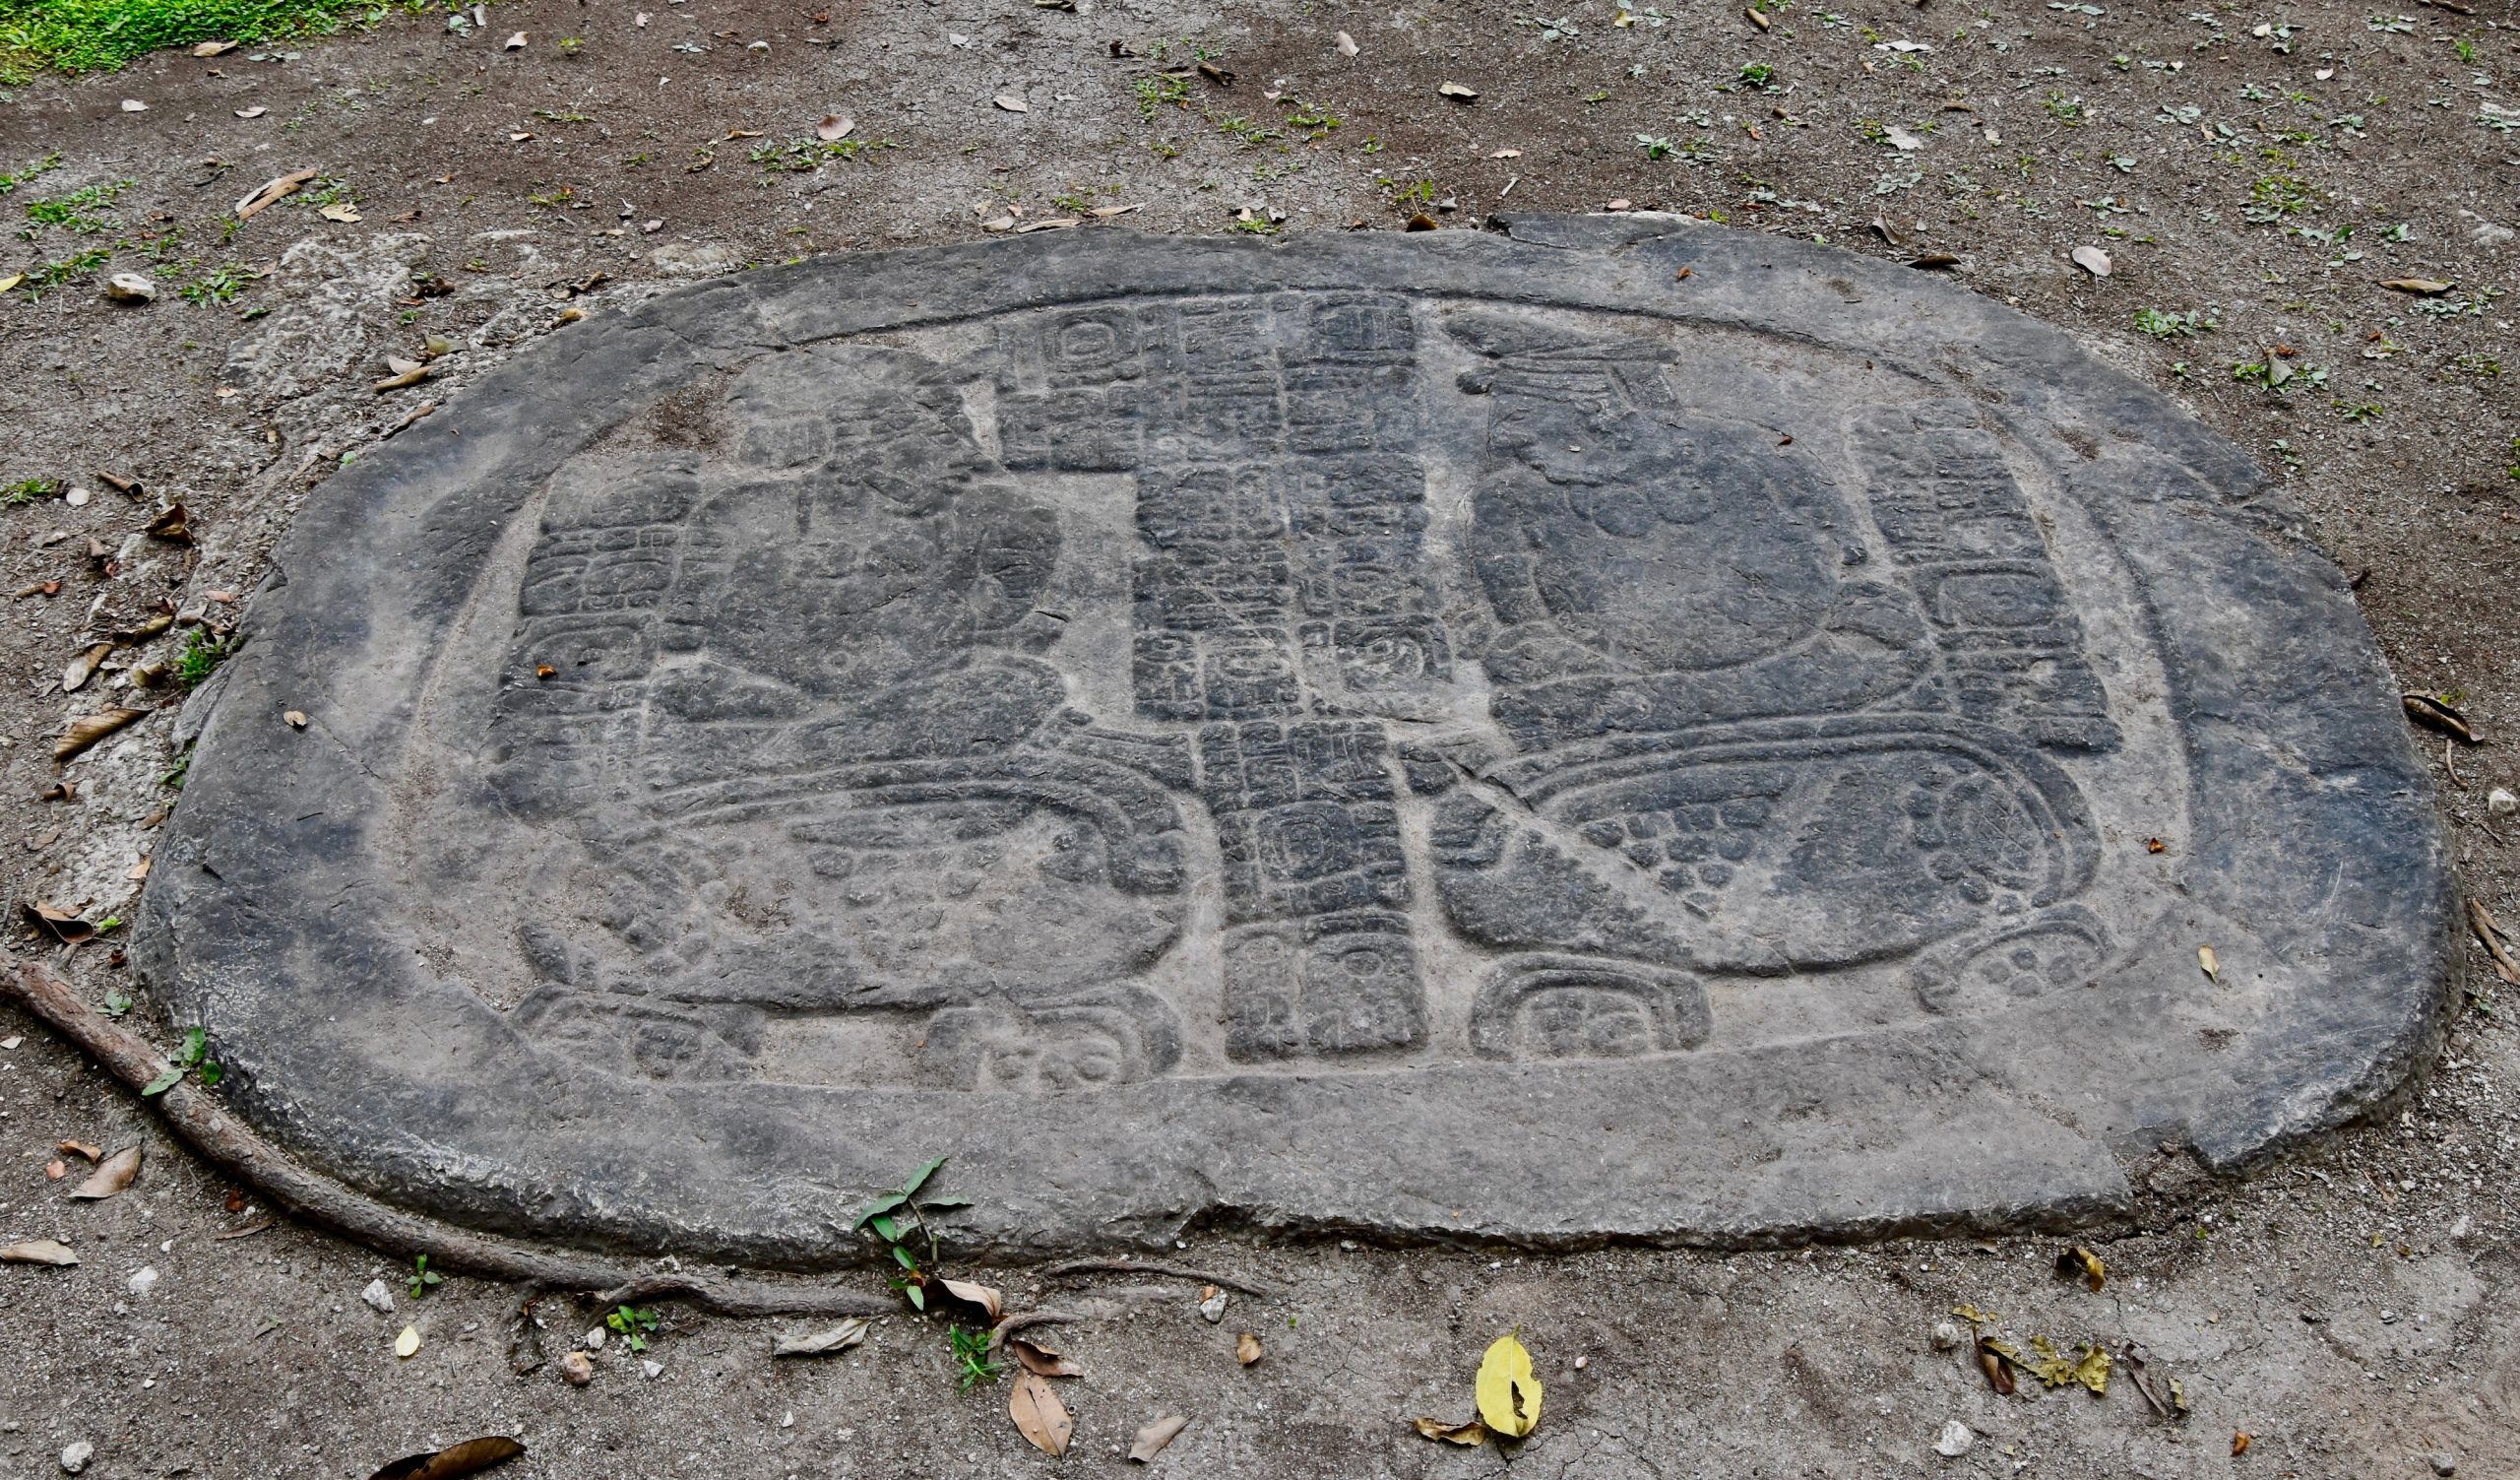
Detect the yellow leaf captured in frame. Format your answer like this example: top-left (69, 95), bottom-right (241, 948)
top-left (1413, 1416), bottom-right (1487, 1446)
top-left (1474, 1333), bottom-right (1543, 1439)
top-left (2197, 945), bottom-right (2218, 982)
top-left (394, 1324), bottom-right (421, 1358)
top-left (0, 273), bottom-right (24, 292)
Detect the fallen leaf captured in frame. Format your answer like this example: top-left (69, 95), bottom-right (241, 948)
top-left (1475, 1333), bottom-right (1541, 1439)
top-left (0, 273), bottom-right (23, 292)
top-left (192, 39), bottom-right (237, 56)
top-left (1334, 31), bottom-right (1357, 57)
top-left (1975, 1336), bottom-right (2018, 1395)
top-left (395, 1324), bottom-right (423, 1358)
top-left (2056, 1246), bottom-right (2106, 1293)
top-left (2071, 245), bottom-right (2112, 278)
top-left (503, 31), bottom-right (527, 49)
top-left (816, 113), bottom-right (853, 142)
top-left (373, 364), bottom-right (430, 392)
top-left (1413, 1417), bottom-right (1488, 1446)
top-left (1235, 1330), bottom-right (1264, 1366)
top-left (1909, 253), bottom-right (1960, 269)
top-left (2378, 279), bottom-right (2451, 295)
top-left (772, 1318), bottom-right (869, 1357)
top-left (1404, 213), bottom-right (1439, 231)
top-left (1883, 124), bottom-right (1924, 151)
top-left (1746, 6), bottom-right (1771, 31)
top-left (234, 168), bottom-right (319, 220)
top-left (58, 1139), bottom-right (102, 1161)
top-left (365, 1436), bottom-right (526, 1480)
top-left (121, 98), bottom-right (149, 112)
top-left (284, 710), bottom-right (309, 729)
top-left (70, 1144), bottom-right (142, 1200)
top-left (1009, 1370), bottom-right (1073, 1455)
top-left (993, 94), bottom-right (1029, 112)
top-left (2198, 945), bottom-right (2219, 983)
top-left (1196, 60), bottom-right (1232, 86)
top-left (2232, 1431), bottom-right (2251, 1456)
top-left (56, 708), bottom-right (147, 762)
top-left (1128, 1414), bottom-right (1188, 1462)
top-left (63, 643), bottom-right (113, 693)
top-left (2403, 693), bottom-right (2480, 743)
top-left (127, 856), bottom-right (151, 882)
top-left (1009, 1333), bottom-right (1080, 1377)
top-left (0, 1239), bottom-right (78, 1266)
top-left (1489, 147), bottom-right (1521, 159)
top-left (234, 106), bottom-right (269, 119)
top-left (1089, 203), bottom-right (1141, 218)
top-left (1437, 81), bottom-right (1479, 100)
top-left (320, 202), bottom-right (362, 224)
top-left (2021, 1335), bottom-right (2110, 1393)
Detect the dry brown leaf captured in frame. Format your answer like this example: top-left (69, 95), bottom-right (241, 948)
top-left (145, 501), bottom-right (194, 544)
top-left (366, 1436), bottom-right (526, 1480)
top-left (1412, 1416), bottom-right (1488, 1446)
top-left (993, 94), bottom-right (1029, 112)
top-left (320, 202), bottom-right (362, 224)
top-left (1009, 1333), bottom-right (1081, 1377)
top-left (773, 1318), bottom-right (869, 1357)
top-left (503, 31), bottom-right (527, 49)
top-left (56, 708), bottom-right (147, 762)
top-left (816, 113), bottom-right (854, 142)
top-left (1746, 5), bottom-right (1771, 29)
top-left (2232, 1431), bottom-right (2251, 1456)
top-left (192, 39), bottom-right (237, 55)
top-left (2403, 693), bottom-right (2480, 743)
top-left (2198, 945), bottom-right (2219, 983)
top-left (70, 1144), bottom-right (142, 1200)
top-left (1436, 81), bottom-right (1479, 99)
top-left (373, 364), bottom-right (431, 393)
top-left (1235, 1331), bottom-right (1263, 1366)
top-left (62, 643), bottom-right (112, 693)
top-left (940, 1278), bottom-right (1003, 1319)
top-left (0, 1239), bottom-right (78, 1266)
top-left (1976, 1336), bottom-right (2017, 1395)
top-left (2378, 279), bottom-right (2451, 295)
top-left (234, 168), bottom-right (319, 220)
top-left (235, 106), bottom-right (269, 119)
top-left (126, 856), bottom-right (152, 882)
top-left (1128, 1414), bottom-right (1188, 1462)
top-left (58, 1139), bottom-right (102, 1161)
top-left (1009, 1370), bottom-right (1073, 1456)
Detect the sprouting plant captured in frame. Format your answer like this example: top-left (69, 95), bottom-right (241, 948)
top-left (2, 478), bottom-right (59, 506)
top-left (1737, 61), bottom-right (1777, 89)
top-left (948, 1323), bottom-right (1005, 1390)
top-left (2134, 305), bottom-right (2219, 338)
top-left (1134, 73), bottom-right (1192, 119)
top-left (407, 1254), bottom-right (444, 1299)
top-left (101, 990), bottom-right (134, 1018)
top-left (605, 1304), bottom-right (661, 1351)
top-left (179, 264), bottom-right (254, 305)
top-left (854, 1157), bottom-right (971, 1312)
top-left (175, 628), bottom-right (241, 688)
top-left (22, 177), bottom-right (132, 234)
top-left (143, 1026), bottom-right (222, 1096)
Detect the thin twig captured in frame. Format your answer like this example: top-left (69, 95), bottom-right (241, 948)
top-left (5, 963), bottom-right (887, 1318)
top-left (1042, 1257), bottom-right (1274, 1298)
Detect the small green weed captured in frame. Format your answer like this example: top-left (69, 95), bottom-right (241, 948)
top-left (2, 477), bottom-right (59, 505)
top-left (1736, 61), bottom-right (1777, 90)
top-left (22, 177), bottom-right (131, 234)
top-left (948, 1323), bottom-right (1004, 1390)
top-left (1133, 73), bottom-right (1191, 119)
top-left (407, 1254), bottom-right (444, 1299)
top-left (175, 627), bottom-right (241, 687)
top-left (2, 0), bottom-right (458, 76)
top-left (142, 1025), bottom-right (221, 1096)
top-left (2133, 305), bottom-right (2218, 338)
top-left (0, 152), bottom-right (62, 194)
top-left (178, 263), bottom-right (254, 304)
top-left (604, 1304), bottom-right (661, 1352)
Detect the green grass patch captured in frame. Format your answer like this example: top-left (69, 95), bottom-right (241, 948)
top-left (0, 0), bottom-right (463, 79)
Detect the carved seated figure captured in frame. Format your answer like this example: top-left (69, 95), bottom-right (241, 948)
top-left (492, 346), bottom-right (1187, 1085)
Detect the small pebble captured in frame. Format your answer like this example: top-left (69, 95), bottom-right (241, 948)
top-left (125, 1266), bottom-right (158, 1298)
top-left (560, 1351), bottom-right (595, 1386)
top-left (2428, 1455), bottom-right (2457, 1478)
top-left (1197, 1287), bottom-right (1228, 1323)
top-left (2488, 787), bottom-right (2516, 818)
top-left (360, 1279), bottom-right (396, 1315)
top-left (640, 1359), bottom-right (662, 1380)
top-left (102, 273), bottom-right (158, 303)
top-left (60, 1442), bottom-right (94, 1474)
top-left (1934, 1420), bottom-right (1974, 1458)
top-left (1930, 1319), bottom-right (1966, 1351)
top-left (586, 1325), bottom-right (607, 1350)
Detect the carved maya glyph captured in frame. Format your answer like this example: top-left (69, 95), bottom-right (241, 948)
top-left (139, 218), bottom-right (2451, 1261)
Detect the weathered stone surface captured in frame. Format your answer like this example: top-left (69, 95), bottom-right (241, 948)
top-left (138, 217), bottom-right (2452, 1263)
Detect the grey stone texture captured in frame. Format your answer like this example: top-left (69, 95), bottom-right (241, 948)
top-left (138, 216), bottom-right (2453, 1263)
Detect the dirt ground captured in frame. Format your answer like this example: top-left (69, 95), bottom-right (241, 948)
top-left (2, 0), bottom-right (2518, 1475)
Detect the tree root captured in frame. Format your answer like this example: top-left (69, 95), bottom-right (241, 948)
top-left (6, 963), bottom-right (888, 1319)
top-left (1042, 1257), bottom-right (1274, 1298)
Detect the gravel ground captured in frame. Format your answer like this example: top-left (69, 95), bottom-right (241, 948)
top-left (2, 1), bottom-right (2517, 1475)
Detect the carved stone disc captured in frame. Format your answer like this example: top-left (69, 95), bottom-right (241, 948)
top-left (141, 217), bottom-right (2452, 1260)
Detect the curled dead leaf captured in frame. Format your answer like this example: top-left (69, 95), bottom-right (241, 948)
top-left (940, 1278), bottom-right (1003, 1319)
top-left (773, 1318), bottom-right (869, 1357)
top-left (992, 94), bottom-right (1029, 112)
top-left (503, 31), bottom-right (527, 49)
top-left (2378, 279), bottom-right (2451, 295)
top-left (62, 643), bottom-right (112, 693)
top-left (24, 901), bottom-right (94, 944)
top-left (1009, 1333), bottom-right (1081, 1377)
top-left (395, 1323), bottom-right (422, 1358)
top-left (1235, 1330), bottom-right (1263, 1366)
top-left (320, 202), bottom-right (362, 224)
top-left (1976, 1336), bottom-right (2018, 1395)
top-left (365, 1435), bottom-right (526, 1480)
top-left (1413, 1416), bottom-right (1488, 1446)
top-left (1746, 6), bottom-right (1771, 30)
top-left (1009, 1370), bottom-right (1073, 1455)
top-left (1436, 81), bottom-right (1479, 100)
top-left (816, 113), bottom-right (854, 142)
top-left (235, 106), bottom-right (269, 119)
top-left (70, 1144), bottom-right (142, 1200)
top-left (2198, 945), bottom-right (2219, 983)
top-left (2232, 1431), bottom-right (2251, 1456)
top-left (2403, 693), bottom-right (2480, 744)
top-left (1, 1239), bottom-right (78, 1266)
top-left (56, 708), bottom-right (147, 762)
top-left (2470, 900), bottom-right (2520, 987)
top-left (58, 1139), bottom-right (102, 1162)
top-left (1334, 31), bottom-right (1357, 57)
top-left (145, 502), bottom-right (194, 544)
top-left (1128, 1414), bottom-right (1188, 1462)
top-left (192, 39), bottom-right (237, 56)
top-left (234, 168), bottom-right (319, 220)
top-left (2056, 1246), bottom-right (2106, 1293)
